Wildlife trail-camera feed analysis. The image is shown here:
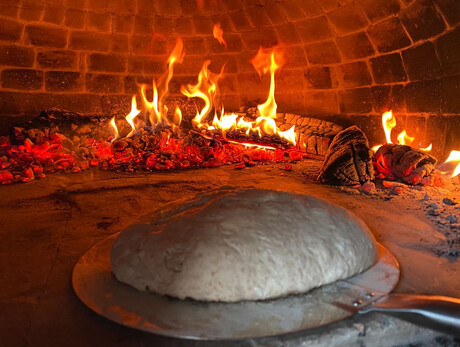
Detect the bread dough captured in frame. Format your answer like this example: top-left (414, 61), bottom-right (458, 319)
top-left (110, 189), bottom-right (377, 302)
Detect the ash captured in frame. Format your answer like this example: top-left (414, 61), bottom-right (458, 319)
top-left (338, 177), bottom-right (460, 260)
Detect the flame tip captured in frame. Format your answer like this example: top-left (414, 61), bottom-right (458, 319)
top-left (213, 23), bottom-right (227, 48)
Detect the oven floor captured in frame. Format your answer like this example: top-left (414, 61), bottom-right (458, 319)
top-left (0, 160), bottom-right (459, 346)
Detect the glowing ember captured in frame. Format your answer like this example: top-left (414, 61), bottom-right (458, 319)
top-left (212, 23), bottom-right (227, 47)
top-left (0, 29), bottom-right (305, 185)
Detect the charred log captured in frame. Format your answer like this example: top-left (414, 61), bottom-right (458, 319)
top-left (276, 113), bottom-right (342, 156)
top-left (243, 108), bottom-right (342, 156)
top-left (194, 130), bottom-right (294, 150)
top-left (9, 108), bottom-right (113, 145)
top-left (317, 126), bottom-right (374, 186)
top-left (373, 144), bottom-right (437, 185)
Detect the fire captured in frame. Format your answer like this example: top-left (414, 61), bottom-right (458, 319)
top-left (174, 107), bottom-right (182, 127)
top-left (180, 47), bottom-right (296, 146)
top-left (396, 130), bottom-right (414, 146)
top-left (372, 110), bottom-right (431, 152)
top-left (125, 96), bottom-right (141, 137)
top-left (180, 60), bottom-right (221, 127)
top-left (372, 111), bottom-right (459, 178)
top-left (420, 144), bottom-right (432, 152)
top-left (382, 111), bottom-right (396, 144)
top-left (438, 150), bottom-right (460, 177)
top-left (140, 38), bottom-right (184, 130)
top-left (109, 31), bottom-right (296, 150)
top-left (109, 117), bottom-right (119, 142)
top-left (212, 23), bottom-right (226, 47)
top-left (251, 47), bottom-right (285, 119)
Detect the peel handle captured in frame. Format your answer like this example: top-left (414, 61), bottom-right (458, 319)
top-left (359, 293), bottom-right (460, 337)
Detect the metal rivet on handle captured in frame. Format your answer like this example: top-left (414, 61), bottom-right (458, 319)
top-left (364, 292), bottom-right (375, 299)
top-left (353, 299), bottom-right (363, 306)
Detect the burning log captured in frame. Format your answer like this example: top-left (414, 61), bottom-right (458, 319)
top-left (373, 144), bottom-right (437, 185)
top-left (275, 113), bottom-right (343, 156)
top-left (195, 129), bottom-right (294, 150)
top-left (317, 126), bottom-right (374, 186)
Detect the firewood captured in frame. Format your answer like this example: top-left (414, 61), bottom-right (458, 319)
top-left (276, 113), bottom-right (342, 156)
top-left (317, 126), bottom-right (374, 186)
top-left (373, 143), bottom-right (437, 185)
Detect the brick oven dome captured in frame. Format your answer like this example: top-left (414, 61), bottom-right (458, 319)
top-left (0, 0), bottom-right (459, 157)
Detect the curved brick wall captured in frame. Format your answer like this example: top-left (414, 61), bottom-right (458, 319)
top-left (0, 0), bottom-right (459, 156)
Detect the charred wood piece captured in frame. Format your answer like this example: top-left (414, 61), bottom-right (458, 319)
top-left (317, 126), bottom-right (374, 186)
top-left (206, 132), bottom-right (292, 150)
top-left (244, 108), bottom-right (342, 156)
top-left (276, 113), bottom-right (342, 156)
top-left (9, 109), bottom-right (113, 145)
top-left (373, 144), bottom-right (437, 185)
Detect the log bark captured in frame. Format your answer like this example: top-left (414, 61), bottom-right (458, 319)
top-left (317, 126), bottom-right (374, 186)
top-left (373, 144), bottom-right (437, 185)
top-left (275, 113), bottom-right (342, 156)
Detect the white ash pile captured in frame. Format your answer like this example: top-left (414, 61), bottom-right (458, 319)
top-left (339, 177), bottom-right (460, 259)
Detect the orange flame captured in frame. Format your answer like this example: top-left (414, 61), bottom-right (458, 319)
top-left (162, 37), bottom-right (184, 102)
top-left (168, 37), bottom-right (185, 65)
top-left (125, 96), bottom-right (141, 137)
top-left (250, 48), bottom-right (285, 119)
top-left (109, 117), bottom-right (119, 142)
top-left (109, 38), bottom-right (184, 138)
top-left (373, 111), bottom-right (431, 153)
top-left (141, 82), bottom-right (160, 126)
top-left (278, 125), bottom-right (296, 144)
top-left (420, 144), bottom-right (433, 152)
top-left (212, 23), bottom-right (227, 47)
top-left (179, 46), bottom-right (295, 146)
top-left (396, 130), bottom-right (414, 146)
top-left (172, 106), bottom-right (182, 134)
top-left (438, 150), bottom-right (460, 177)
top-left (250, 47), bottom-right (285, 76)
top-left (174, 107), bottom-right (182, 126)
top-left (382, 111), bottom-right (396, 143)
top-left (108, 37), bottom-right (296, 149)
top-left (141, 38), bottom-right (184, 129)
top-left (181, 60), bottom-right (221, 127)
top-left (372, 145), bottom-right (382, 152)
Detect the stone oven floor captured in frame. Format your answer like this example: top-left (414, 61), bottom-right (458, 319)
top-left (0, 159), bottom-right (459, 347)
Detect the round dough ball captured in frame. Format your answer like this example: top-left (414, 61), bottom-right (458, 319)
top-left (110, 189), bottom-right (377, 302)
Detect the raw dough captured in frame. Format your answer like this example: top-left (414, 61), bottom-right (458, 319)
top-left (111, 189), bottom-right (377, 302)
